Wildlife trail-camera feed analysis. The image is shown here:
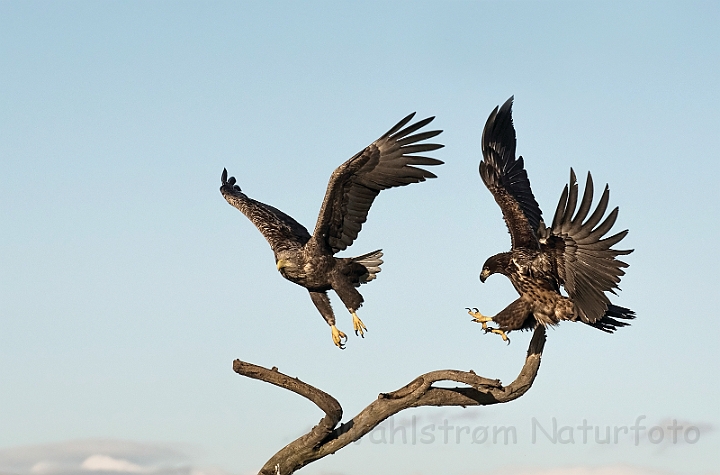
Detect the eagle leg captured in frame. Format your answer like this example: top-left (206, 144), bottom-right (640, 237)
top-left (351, 310), bottom-right (367, 338)
top-left (331, 325), bottom-right (347, 350)
top-left (467, 307), bottom-right (492, 330)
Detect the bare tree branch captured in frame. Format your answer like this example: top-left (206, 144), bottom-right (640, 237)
top-left (234, 326), bottom-right (546, 475)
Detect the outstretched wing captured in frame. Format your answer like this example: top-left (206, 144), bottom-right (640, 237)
top-left (220, 169), bottom-right (311, 254)
top-left (540, 169), bottom-right (632, 323)
top-left (479, 96), bottom-right (543, 250)
top-left (313, 114), bottom-right (444, 253)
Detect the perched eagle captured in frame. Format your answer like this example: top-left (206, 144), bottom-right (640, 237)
top-left (222, 114), bottom-right (443, 348)
top-left (469, 97), bottom-right (634, 342)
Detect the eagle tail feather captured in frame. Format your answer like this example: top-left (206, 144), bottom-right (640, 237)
top-left (587, 304), bottom-right (636, 333)
top-left (353, 250), bottom-right (383, 284)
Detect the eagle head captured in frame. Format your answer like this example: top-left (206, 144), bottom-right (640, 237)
top-left (276, 258), bottom-right (297, 273)
top-left (275, 253), bottom-right (304, 281)
top-left (480, 252), bottom-right (511, 283)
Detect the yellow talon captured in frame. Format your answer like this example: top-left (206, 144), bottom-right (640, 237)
top-left (331, 325), bottom-right (347, 349)
top-left (351, 311), bottom-right (367, 338)
top-left (486, 327), bottom-right (510, 344)
top-left (467, 308), bottom-right (509, 343)
top-left (467, 307), bottom-right (492, 330)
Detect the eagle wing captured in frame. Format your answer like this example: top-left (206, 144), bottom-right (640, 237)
top-left (312, 114), bottom-right (444, 254)
top-left (221, 169), bottom-right (311, 253)
top-left (479, 97), bottom-right (543, 250)
top-left (539, 169), bottom-right (632, 323)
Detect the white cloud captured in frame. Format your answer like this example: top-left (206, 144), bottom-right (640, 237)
top-left (0, 440), bottom-right (232, 475)
top-left (80, 455), bottom-right (149, 473)
top-left (29, 463), bottom-right (63, 475)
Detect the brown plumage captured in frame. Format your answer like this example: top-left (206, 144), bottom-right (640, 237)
top-left (221, 113), bottom-right (443, 348)
top-left (470, 97), bottom-right (634, 342)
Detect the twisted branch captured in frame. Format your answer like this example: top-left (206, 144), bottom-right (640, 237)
top-left (234, 326), bottom-right (546, 475)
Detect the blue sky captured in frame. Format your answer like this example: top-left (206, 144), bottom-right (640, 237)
top-left (1, 1), bottom-right (719, 474)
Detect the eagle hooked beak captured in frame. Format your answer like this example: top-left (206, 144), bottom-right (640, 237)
top-left (276, 259), bottom-right (289, 271)
top-left (480, 268), bottom-right (491, 283)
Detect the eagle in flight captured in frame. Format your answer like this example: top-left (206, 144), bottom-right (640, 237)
top-left (469, 97), bottom-right (634, 342)
top-left (222, 114), bottom-right (443, 348)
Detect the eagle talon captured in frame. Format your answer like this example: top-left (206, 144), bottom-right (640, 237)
top-left (468, 308), bottom-right (492, 330)
top-left (487, 327), bottom-right (510, 344)
top-left (351, 311), bottom-right (367, 338)
top-left (331, 325), bottom-right (347, 349)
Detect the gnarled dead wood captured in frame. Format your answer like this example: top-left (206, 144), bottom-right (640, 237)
top-left (234, 325), bottom-right (546, 475)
